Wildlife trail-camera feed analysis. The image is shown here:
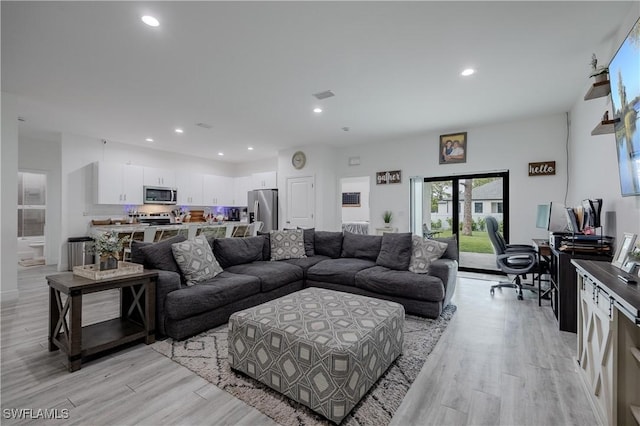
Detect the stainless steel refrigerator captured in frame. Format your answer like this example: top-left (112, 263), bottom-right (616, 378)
top-left (247, 189), bottom-right (278, 232)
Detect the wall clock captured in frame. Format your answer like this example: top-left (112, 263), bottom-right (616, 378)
top-left (292, 151), bottom-right (306, 170)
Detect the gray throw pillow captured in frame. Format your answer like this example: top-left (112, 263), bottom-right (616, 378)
top-left (409, 235), bottom-right (448, 273)
top-left (213, 236), bottom-right (264, 269)
top-left (171, 235), bottom-right (222, 286)
top-left (432, 235), bottom-right (459, 261)
top-left (270, 229), bottom-right (307, 261)
top-left (314, 231), bottom-right (343, 258)
top-left (139, 235), bottom-right (187, 274)
top-left (130, 240), bottom-right (151, 265)
top-left (341, 232), bottom-right (382, 261)
top-left (298, 227), bottom-right (315, 256)
top-left (376, 232), bottom-right (412, 270)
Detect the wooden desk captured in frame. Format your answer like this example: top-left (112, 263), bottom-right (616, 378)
top-left (47, 271), bottom-right (157, 372)
top-left (548, 248), bottom-right (611, 333)
top-left (532, 239), bottom-right (552, 306)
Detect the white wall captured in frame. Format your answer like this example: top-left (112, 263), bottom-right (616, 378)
top-left (567, 9), bottom-right (640, 244)
top-left (277, 144), bottom-right (339, 231)
top-left (235, 157), bottom-right (278, 177)
top-left (335, 113), bottom-right (569, 244)
top-left (18, 132), bottom-right (62, 265)
top-left (1, 93), bottom-right (19, 301)
top-left (341, 176), bottom-right (370, 223)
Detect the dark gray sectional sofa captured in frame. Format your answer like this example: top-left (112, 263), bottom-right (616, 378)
top-left (132, 230), bottom-right (458, 340)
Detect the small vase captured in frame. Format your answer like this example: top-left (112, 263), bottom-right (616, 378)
top-left (100, 255), bottom-right (118, 271)
top-left (384, 223), bottom-right (392, 228)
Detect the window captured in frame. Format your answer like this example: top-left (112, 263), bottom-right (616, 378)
top-left (474, 202), bottom-right (483, 213)
top-left (18, 172), bottom-right (46, 237)
top-left (491, 202), bottom-right (503, 214)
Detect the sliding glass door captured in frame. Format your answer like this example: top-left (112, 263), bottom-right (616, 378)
top-left (411, 171), bottom-right (509, 273)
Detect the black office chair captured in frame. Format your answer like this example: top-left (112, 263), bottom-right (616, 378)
top-left (486, 216), bottom-right (538, 300)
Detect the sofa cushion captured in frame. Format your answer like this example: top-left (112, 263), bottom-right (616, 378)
top-left (225, 261), bottom-right (304, 292)
top-left (282, 255), bottom-right (330, 276)
top-left (139, 235), bottom-right (187, 275)
top-left (432, 235), bottom-right (459, 262)
top-left (299, 227), bottom-right (315, 256)
top-left (376, 232), bottom-right (412, 270)
top-left (314, 231), bottom-right (343, 258)
top-left (164, 271), bottom-right (261, 320)
top-left (270, 229), bottom-right (307, 261)
top-left (355, 266), bottom-right (445, 302)
top-left (409, 235), bottom-right (448, 273)
top-left (307, 258), bottom-right (377, 286)
top-left (341, 232), bottom-right (382, 261)
top-left (213, 236), bottom-right (264, 269)
top-left (130, 240), bottom-right (151, 265)
top-left (171, 235), bottom-right (223, 286)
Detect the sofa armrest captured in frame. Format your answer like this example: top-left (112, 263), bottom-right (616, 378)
top-left (154, 270), bottom-right (183, 336)
top-left (429, 258), bottom-right (458, 307)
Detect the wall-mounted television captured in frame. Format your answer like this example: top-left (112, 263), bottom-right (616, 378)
top-left (609, 17), bottom-right (640, 197)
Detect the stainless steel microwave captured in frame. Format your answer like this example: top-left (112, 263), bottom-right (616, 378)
top-left (143, 186), bottom-right (177, 205)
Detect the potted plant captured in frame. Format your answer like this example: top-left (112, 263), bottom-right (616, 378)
top-left (92, 231), bottom-right (130, 271)
top-left (383, 210), bottom-right (393, 227)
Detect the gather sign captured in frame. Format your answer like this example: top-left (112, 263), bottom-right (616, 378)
top-left (528, 161), bottom-right (556, 176)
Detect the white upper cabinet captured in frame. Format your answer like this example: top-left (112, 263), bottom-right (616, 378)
top-left (251, 171), bottom-right (277, 189)
top-left (94, 161), bottom-right (144, 205)
top-left (143, 167), bottom-right (176, 187)
top-left (233, 176), bottom-right (252, 206)
top-left (176, 173), bottom-right (203, 206)
top-left (203, 175), bottom-right (234, 206)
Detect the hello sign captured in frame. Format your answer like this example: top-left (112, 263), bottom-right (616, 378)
top-left (528, 161), bottom-right (556, 176)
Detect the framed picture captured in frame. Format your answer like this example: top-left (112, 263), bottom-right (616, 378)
top-left (439, 132), bottom-right (467, 164)
top-left (612, 232), bottom-right (637, 268)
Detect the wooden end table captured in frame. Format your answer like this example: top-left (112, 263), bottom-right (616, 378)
top-left (46, 270), bottom-right (158, 372)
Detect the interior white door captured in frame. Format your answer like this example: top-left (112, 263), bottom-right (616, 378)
top-left (286, 176), bottom-right (315, 228)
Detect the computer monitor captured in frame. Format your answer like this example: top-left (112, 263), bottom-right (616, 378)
top-left (547, 201), bottom-right (570, 233)
top-left (535, 204), bottom-right (550, 229)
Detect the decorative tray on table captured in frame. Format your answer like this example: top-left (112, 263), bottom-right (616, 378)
top-left (73, 261), bottom-right (143, 280)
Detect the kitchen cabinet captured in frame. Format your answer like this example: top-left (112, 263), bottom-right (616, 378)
top-left (143, 167), bottom-right (176, 187)
top-left (176, 173), bottom-right (203, 206)
top-left (94, 162), bottom-right (143, 205)
top-left (203, 175), bottom-right (234, 206)
top-left (233, 176), bottom-right (251, 206)
top-left (251, 171), bottom-right (277, 189)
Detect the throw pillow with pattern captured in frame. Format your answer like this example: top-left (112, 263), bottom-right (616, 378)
top-left (409, 235), bottom-right (448, 273)
top-left (171, 235), bottom-right (222, 285)
top-left (270, 229), bottom-right (307, 261)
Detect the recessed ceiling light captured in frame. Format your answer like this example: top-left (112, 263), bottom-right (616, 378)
top-left (145, 138), bottom-right (154, 142)
top-left (248, 146), bottom-right (254, 151)
top-left (313, 107), bottom-right (323, 113)
top-left (218, 152), bottom-right (224, 156)
top-left (141, 15), bottom-right (160, 27)
top-left (175, 128), bottom-right (184, 134)
top-left (461, 68), bottom-right (475, 76)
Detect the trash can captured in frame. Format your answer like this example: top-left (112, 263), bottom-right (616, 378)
top-left (67, 237), bottom-right (95, 271)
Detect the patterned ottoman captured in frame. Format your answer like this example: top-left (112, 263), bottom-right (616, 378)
top-left (228, 288), bottom-right (404, 423)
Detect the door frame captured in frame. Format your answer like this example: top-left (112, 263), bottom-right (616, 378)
top-left (418, 171), bottom-right (510, 274)
top-left (285, 175), bottom-right (315, 229)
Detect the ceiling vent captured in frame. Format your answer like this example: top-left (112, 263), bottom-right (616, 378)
top-left (313, 90), bottom-right (335, 100)
top-left (195, 122), bottom-right (213, 129)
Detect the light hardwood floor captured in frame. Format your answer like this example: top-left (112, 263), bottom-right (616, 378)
top-left (1, 266), bottom-right (597, 425)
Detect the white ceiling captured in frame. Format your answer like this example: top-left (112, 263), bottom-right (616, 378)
top-left (2, 1), bottom-right (636, 163)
